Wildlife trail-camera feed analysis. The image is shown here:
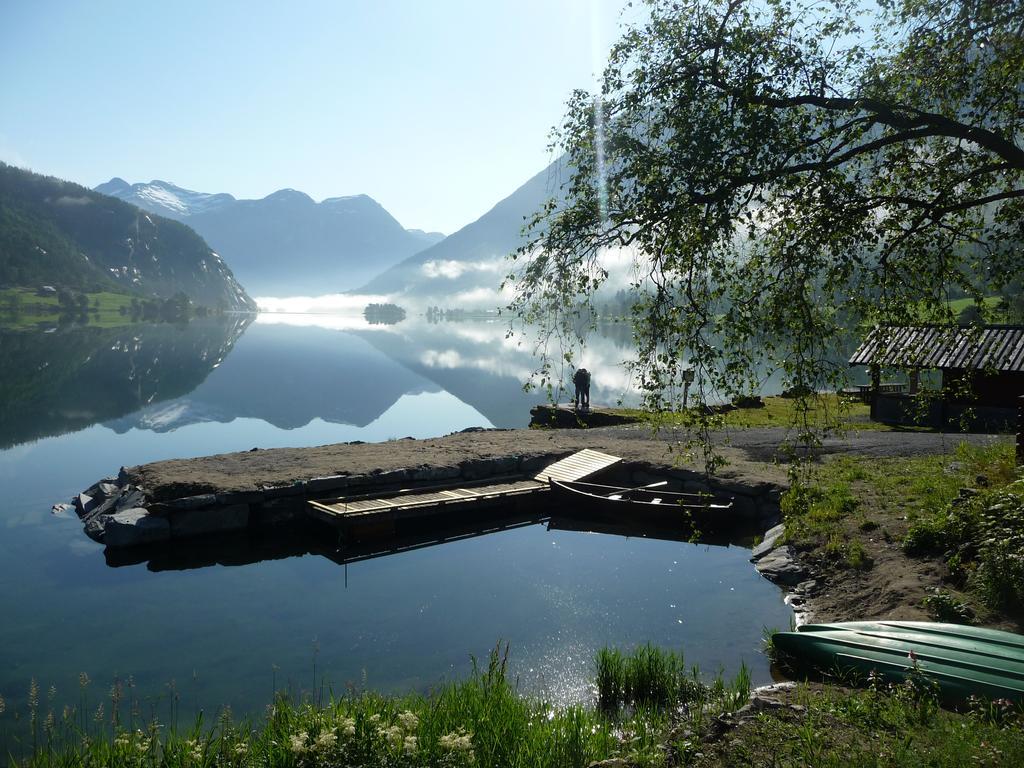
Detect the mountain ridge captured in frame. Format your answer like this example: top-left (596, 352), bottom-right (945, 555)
top-left (1, 163), bottom-right (255, 310)
top-left (356, 158), bottom-right (567, 302)
top-left (97, 178), bottom-right (446, 296)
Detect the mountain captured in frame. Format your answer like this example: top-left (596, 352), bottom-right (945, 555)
top-left (357, 159), bottom-right (567, 302)
top-left (94, 177), bottom-right (236, 218)
top-left (0, 164), bottom-right (255, 310)
top-left (97, 179), bottom-right (443, 296)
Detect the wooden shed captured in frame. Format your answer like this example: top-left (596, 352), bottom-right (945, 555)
top-left (848, 324), bottom-right (1024, 430)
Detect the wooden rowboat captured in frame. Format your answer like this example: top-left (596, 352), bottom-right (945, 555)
top-left (772, 620), bottom-right (1024, 704)
top-left (547, 479), bottom-right (734, 530)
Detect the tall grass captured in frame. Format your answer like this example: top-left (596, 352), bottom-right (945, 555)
top-left (9, 645), bottom-right (737, 768)
top-left (595, 644), bottom-right (749, 715)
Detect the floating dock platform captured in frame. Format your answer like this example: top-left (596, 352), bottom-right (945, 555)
top-left (64, 429), bottom-right (785, 550)
top-left (308, 448), bottom-right (622, 534)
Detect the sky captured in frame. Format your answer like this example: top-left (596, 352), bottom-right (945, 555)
top-left (0, 0), bottom-right (642, 234)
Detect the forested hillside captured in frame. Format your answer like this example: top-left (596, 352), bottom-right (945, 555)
top-left (0, 164), bottom-right (255, 310)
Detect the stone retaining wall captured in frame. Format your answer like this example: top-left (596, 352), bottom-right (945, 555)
top-left (63, 451), bottom-right (577, 549)
top-left (63, 451), bottom-right (784, 549)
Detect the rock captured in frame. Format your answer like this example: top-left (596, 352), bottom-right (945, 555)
top-left (754, 545), bottom-right (810, 586)
top-left (51, 503), bottom-right (74, 517)
top-left (263, 481), bottom-right (307, 499)
top-left (750, 523), bottom-right (786, 561)
top-left (165, 493), bottom-right (217, 510)
top-left (114, 487), bottom-right (147, 512)
top-left (169, 503), bottom-right (249, 538)
top-left (94, 482), bottom-right (120, 500)
top-left (104, 509), bottom-right (170, 547)
top-left (587, 760), bottom-right (631, 768)
top-left (74, 493), bottom-right (96, 517)
top-left (306, 474), bottom-right (351, 493)
top-left (411, 465), bottom-right (461, 482)
top-left (84, 515), bottom-right (107, 542)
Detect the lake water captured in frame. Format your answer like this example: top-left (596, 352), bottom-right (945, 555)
top-left (0, 313), bottom-right (791, 750)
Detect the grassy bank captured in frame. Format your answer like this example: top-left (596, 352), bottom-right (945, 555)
top-left (2, 646), bottom-right (748, 768)
top-left (779, 441), bottom-right (1021, 624)
top-left (6, 643), bottom-right (1023, 767)
top-left (606, 394), bottom-right (895, 433)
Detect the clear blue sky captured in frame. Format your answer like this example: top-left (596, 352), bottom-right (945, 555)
top-left (0, 0), bottom-right (641, 234)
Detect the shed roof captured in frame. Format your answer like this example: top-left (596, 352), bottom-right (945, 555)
top-left (849, 325), bottom-right (1024, 371)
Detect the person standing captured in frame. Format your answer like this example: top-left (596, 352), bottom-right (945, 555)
top-left (573, 367), bottom-right (591, 410)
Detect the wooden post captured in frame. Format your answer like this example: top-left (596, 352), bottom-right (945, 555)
top-left (1017, 394), bottom-right (1024, 467)
top-left (869, 364), bottom-right (881, 420)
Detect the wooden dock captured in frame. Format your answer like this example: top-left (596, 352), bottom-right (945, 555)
top-left (307, 448), bottom-right (621, 529)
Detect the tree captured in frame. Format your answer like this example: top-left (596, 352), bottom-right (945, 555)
top-left (509, 0), bottom-right (1024, 439)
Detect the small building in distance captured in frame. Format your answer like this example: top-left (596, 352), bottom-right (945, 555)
top-left (848, 324), bottom-right (1024, 431)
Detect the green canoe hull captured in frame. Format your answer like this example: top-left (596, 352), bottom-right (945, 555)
top-left (773, 620), bottom-right (1024, 704)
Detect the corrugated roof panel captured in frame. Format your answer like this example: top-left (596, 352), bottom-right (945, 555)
top-left (849, 325), bottom-right (1024, 372)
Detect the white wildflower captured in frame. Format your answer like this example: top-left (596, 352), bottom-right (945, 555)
top-left (403, 735), bottom-right (418, 754)
top-left (234, 742), bottom-right (249, 756)
top-left (314, 730), bottom-right (337, 751)
top-left (290, 731), bottom-right (308, 754)
top-left (184, 738), bottom-right (203, 762)
top-left (397, 710), bottom-right (419, 731)
top-left (439, 729), bottom-right (475, 753)
top-left (382, 724), bottom-right (403, 748)
top-left (368, 713), bottom-right (381, 724)
top-left (340, 717), bottom-right (356, 737)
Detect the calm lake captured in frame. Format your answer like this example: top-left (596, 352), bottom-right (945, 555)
top-left (0, 313), bottom-right (791, 750)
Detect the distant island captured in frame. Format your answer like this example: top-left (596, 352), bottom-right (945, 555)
top-left (363, 302), bottom-right (407, 325)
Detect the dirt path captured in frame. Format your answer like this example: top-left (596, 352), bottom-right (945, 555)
top-left (126, 424), bottom-right (1005, 497)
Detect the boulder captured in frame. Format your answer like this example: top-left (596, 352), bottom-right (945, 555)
top-left (754, 545), bottom-right (810, 586)
top-left (74, 493), bottom-right (96, 517)
top-left (104, 509), bottom-right (170, 548)
top-left (750, 523), bottom-right (786, 561)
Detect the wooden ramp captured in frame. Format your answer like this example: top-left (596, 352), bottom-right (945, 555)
top-left (308, 448), bottom-right (620, 527)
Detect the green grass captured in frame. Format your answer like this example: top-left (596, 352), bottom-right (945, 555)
top-left (2, 646), bottom-right (753, 768)
top-left (778, 441), bottom-right (1018, 591)
top-left (607, 394), bottom-right (900, 433)
top-left (594, 645), bottom-right (748, 714)
top-left (689, 681), bottom-right (1024, 767)
top-left (7, 643), bottom-right (1023, 766)
top-left (0, 287), bottom-right (138, 329)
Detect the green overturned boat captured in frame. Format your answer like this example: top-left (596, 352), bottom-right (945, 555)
top-left (772, 620), bottom-right (1024, 704)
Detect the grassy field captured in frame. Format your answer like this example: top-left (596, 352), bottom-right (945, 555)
top-left (0, 287), bottom-right (137, 329)
top-left (607, 394), bottom-right (900, 432)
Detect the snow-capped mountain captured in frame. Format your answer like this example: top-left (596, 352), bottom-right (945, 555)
top-left (94, 178), bottom-right (236, 219)
top-left (96, 178), bottom-right (446, 296)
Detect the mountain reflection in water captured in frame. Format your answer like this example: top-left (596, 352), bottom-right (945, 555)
top-left (0, 313), bottom-right (646, 449)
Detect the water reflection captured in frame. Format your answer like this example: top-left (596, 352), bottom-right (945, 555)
top-left (0, 316), bottom-right (251, 449)
top-left (102, 505), bottom-right (758, 573)
top-left (0, 313), bottom-right (649, 449)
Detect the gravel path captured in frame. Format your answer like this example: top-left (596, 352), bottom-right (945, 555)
top-left (126, 424), bottom-right (1009, 498)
